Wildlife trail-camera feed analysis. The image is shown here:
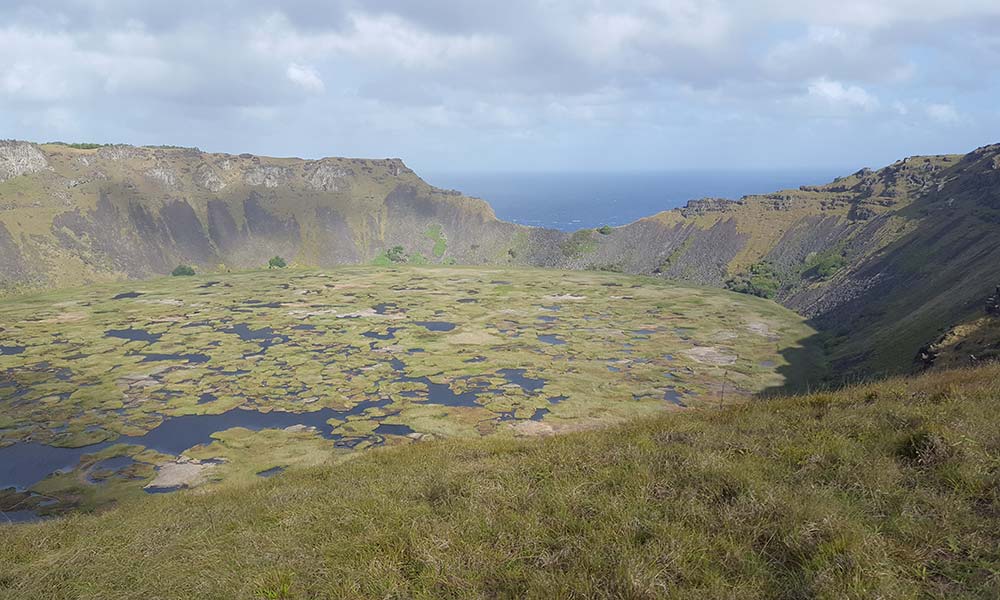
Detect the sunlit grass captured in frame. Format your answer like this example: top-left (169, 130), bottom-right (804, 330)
top-left (2, 363), bottom-right (998, 598)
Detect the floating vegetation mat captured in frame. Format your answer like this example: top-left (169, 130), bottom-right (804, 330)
top-left (0, 266), bottom-right (818, 517)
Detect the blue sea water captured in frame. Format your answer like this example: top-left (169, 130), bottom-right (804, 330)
top-left (424, 170), bottom-right (846, 231)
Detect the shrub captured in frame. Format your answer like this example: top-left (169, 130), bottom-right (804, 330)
top-left (47, 142), bottom-right (112, 150)
top-left (171, 264), bottom-right (195, 276)
top-left (895, 429), bottom-right (953, 468)
top-left (725, 262), bottom-right (781, 298)
top-left (386, 246), bottom-right (407, 264)
top-left (268, 256), bottom-right (287, 269)
top-left (597, 225), bottom-right (613, 235)
top-left (803, 250), bottom-right (847, 280)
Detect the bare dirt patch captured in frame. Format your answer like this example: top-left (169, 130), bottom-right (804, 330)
top-left (684, 346), bottom-right (738, 366)
top-left (144, 459), bottom-right (218, 490)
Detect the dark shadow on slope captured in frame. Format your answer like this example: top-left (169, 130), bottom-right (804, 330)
top-left (757, 326), bottom-right (831, 397)
top-left (761, 146), bottom-right (1000, 395)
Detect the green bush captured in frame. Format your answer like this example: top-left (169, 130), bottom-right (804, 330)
top-left (726, 262), bottom-right (781, 298)
top-left (171, 264), bottom-right (195, 276)
top-left (803, 250), bottom-right (847, 280)
top-left (268, 256), bottom-right (287, 269)
top-left (47, 142), bottom-right (112, 150)
top-left (597, 225), bottom-right (613, 235)
top-left (386, 246), bottom-right (407, 264)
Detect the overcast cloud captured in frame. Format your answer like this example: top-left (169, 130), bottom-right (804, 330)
top-left (1, 1), bottom-right (998, 172)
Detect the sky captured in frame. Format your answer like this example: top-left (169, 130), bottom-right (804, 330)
top-left (1, 1), bottom-right (998, 173)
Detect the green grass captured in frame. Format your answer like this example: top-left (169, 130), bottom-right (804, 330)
top-left (726, 262), bottom-right (781, 299)
top-left (1, 363), bottom-right (998, 598)
top-left (0, 266), bottom-right (817, 516)
top-left (45, 142), bottom-right (114, 150)
top-left (560, 230), bottom-right (598, 258)
top-left (371, 251), bottom-right (393, 266)
top-left (423, 224), bottom-right (448, 258)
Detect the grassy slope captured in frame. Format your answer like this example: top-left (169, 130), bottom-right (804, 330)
top-left (2, 363), bottom-right (997, 599)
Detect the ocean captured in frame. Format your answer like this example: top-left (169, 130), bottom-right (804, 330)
top-left (423, 170), bottom-right (846, 231)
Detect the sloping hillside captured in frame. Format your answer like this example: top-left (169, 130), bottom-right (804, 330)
top-left (2, 362), bottom-right (997, 598)
top-left (801, 147), bottom-right (1000, 376)
top-left (0, 141), bottom-right (530, 292)
top-left (2, 140), bottom-right (999, 379)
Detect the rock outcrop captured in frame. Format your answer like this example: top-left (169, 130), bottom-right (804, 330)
top-left (0, 140), bottom-right (48, 182)
top-left (987, 285), bottom-right (1000, 316)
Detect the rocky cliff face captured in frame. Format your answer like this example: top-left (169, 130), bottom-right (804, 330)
top-left (1, 140), bottom-right (998, 379)
top-left (0, 142), bottom-right (529, 292)
top-left (0, 140), bottom-right (49, 183)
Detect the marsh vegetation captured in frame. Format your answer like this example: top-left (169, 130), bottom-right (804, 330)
top-left (0, 266), bottom-right (817, 517)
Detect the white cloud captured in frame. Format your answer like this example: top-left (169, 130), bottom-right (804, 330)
top-left (253, 12), bottom-right (503, 71)
top-left (574, 0), bottom-right (733, 62)
top-left (756, 0), bottom-right (1000, 28)
top-left (286, 63), bottom-right (325, 93)
top-left (925, 102), bottom-right (960, 123)
top-left (330, 12), bottom-right (502, 69)
top-left (806, 77), bottom-right (879, 111)
top-left (0, 1), bottom-right (996, 169)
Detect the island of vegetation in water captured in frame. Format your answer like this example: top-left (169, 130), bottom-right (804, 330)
top-left (0, 266), bottom-right (821, 517)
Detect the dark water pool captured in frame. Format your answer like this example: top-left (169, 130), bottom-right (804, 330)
top-left (0, 345), bottom-right (25, 355)
top-left (112, 292), bottom-right (143, 300)
top-left (85, 456), bottom-right (138, 484)
top-left (105, 328), bottom-right (161, 343)
top-left (373, 423), bottom-right (416, 436)
top-left (256, 466), bottom-right (286, 478)
top-left (0, 509), bottom-right (43, 524)
top-left (372, 303), bottom-right (398, 315)
top-left (145, 485), bottom-right (183, 494)
top-left (498, 369), bottom-right (546, 393)
top-left (664, 388), bottom-right (687, 407)
top-left (362, 327), bottom-right (399, 340)
top-left (414, 321), bottom-right (456, 332)
top-left (399, 376), bottom-right (484, 408)
top-left (223, 324), bottom-right (289, 345)
top-left (0, 398), bottom-right (391, 491)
